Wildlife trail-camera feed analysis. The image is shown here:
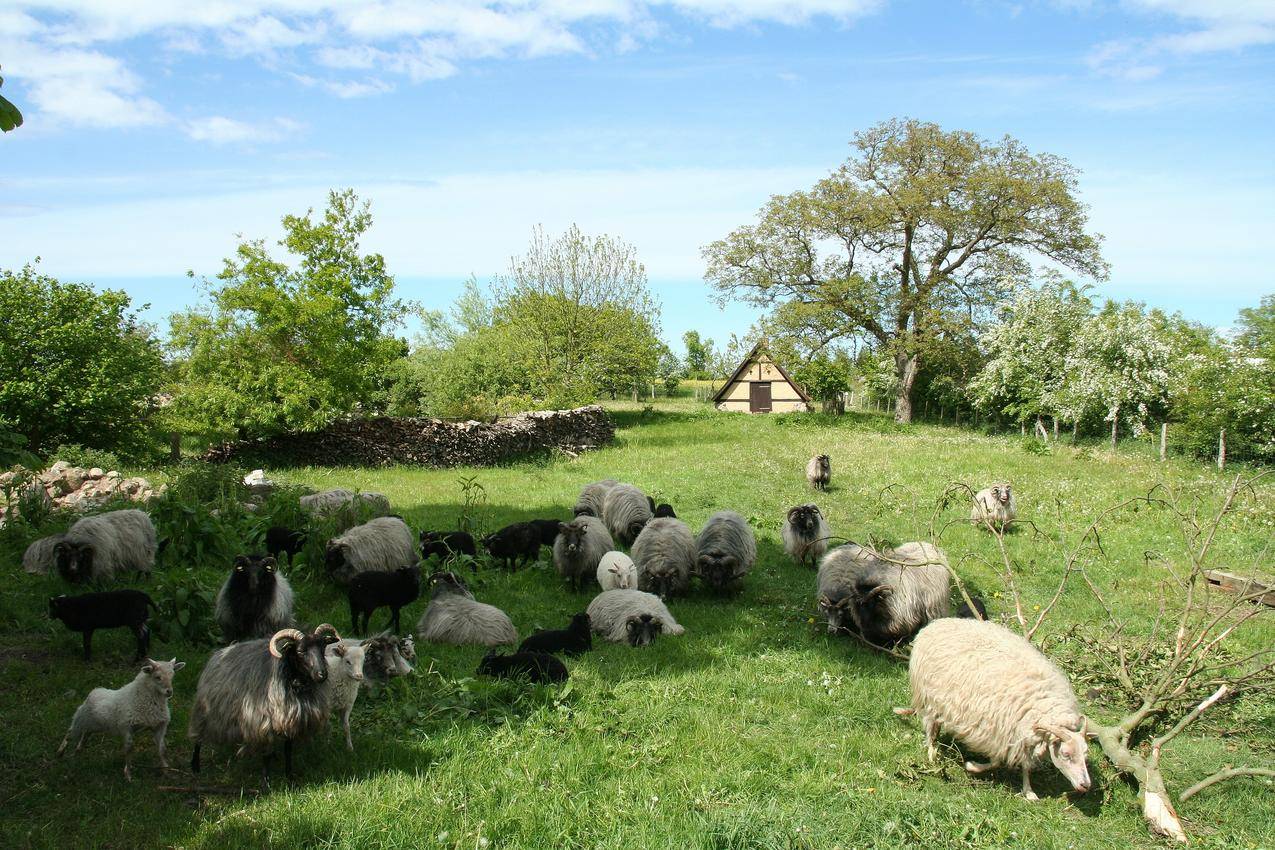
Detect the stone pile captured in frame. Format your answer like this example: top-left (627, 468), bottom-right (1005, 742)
top-left (0, 461), bottom-right (161, 524)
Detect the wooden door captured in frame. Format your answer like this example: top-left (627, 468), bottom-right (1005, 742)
top-left (749, 382), bottom-right (772, 413)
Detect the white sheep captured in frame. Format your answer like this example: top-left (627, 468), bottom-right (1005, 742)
top-left (971, 483), bottom-right (1017, 531)
top-left (587, 589), bottom-right (685, 646)
top-left (57, 657), bottom-right (185, 780)
top-left (325, 516), bottom-right (417, 585)
top-left (596, 551), bottom-right (637, 591)
top-left (898, 617), bottom-right (1092, 800)
top-left (324, 642), bottom-right (366, 751)
top-left (23, 533), bottom-right (65, 575)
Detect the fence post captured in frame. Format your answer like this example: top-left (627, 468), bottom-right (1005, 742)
top-left (1053, 418), bottom-right (1059, 441)
top-left (1218, 428), bottom-right (1226, 470)
top-left (1111, 418), bottom-right (1118, 451)
top-left (1160, 422), bottom-right (1167, 462)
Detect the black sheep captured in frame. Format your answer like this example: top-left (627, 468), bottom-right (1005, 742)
top-left (264, 526), bottom-right (307, 563)
top-left (419, 530), bottom-right (478, 566)
top-left (477, 650), bottom-right (569, 684)
top-left (482, 522), bottom-right (541, 570)
top-left (215, 554), bottom-right (294, 642)
top-left (518, 612), bottom-right (592, 657)
top-left (347, 566), bottom-right (421, 633)
top-left (956, 596), bottom-right (989, 620)
top-left (527, 519), bottom-right (565, 548)
top-left (653, 503), bottom-right (677, 519)
top-left (49, 590), bottom-right (155, 661)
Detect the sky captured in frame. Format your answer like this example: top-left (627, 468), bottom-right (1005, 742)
top-left (2, 0), bottom-right (1273, 351)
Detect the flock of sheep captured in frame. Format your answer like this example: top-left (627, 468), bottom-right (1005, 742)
top-left (21, 462), bottom-right (1095, 803)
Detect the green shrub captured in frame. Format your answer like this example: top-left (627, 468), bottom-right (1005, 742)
top-left (48, 443), bottom-right (122, 472)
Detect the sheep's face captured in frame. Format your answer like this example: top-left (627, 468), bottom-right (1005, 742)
top-left (325, 544), bottom-right (350, 575)
top-left (818, 593), bottom-right (853, 632)
top-left (558, 523), bottom-right (588, 556)
top-left (788, 505), bottom-right (822, 535)
top-left (54, 541), bottom-right (94, 582)
top-left (359, 637), bottom-right (412, 680)
top-left (1040, 726), bottom-right (1091, 793)
top-left (140, 658), bottom-right (185, 698)
top-left (231, 554), bottom-right (277, 595)
top-left (697, 551), bottom-right (739, 589)
top-left (848, 581), bottom-right (895, 637)
top-left (623, 520), bottom-right (648, 546)
top-left (569, 613), bottom-right (591, 633)
top-left (992, 484), bottom-right (1012, 505)
top-left (625, 614), bottom-right (662, 647)
top-left (607, 564), bottom-right (633, 589)
top-left (327, 643), bottom-right (365, 683)
top-left (428, 571), bottom-right (470, 599)
top-left (271, 625), bottom-right (341, 686)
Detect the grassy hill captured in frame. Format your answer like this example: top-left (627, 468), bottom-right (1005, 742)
top-left (1, 402), bottom-right (1271, 849)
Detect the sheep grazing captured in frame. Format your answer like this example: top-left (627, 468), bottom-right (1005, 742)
top-left (553, 516), bottom-right (614, 592)
top-left (602, 484), bottom-right (654, 546)
top-left (300, 488), bottom-right (390, 517)
top-left (596, 551), bottom-right (638, 591)
top-left (653, 503), bottom-right (677, 519)
top-left (477, 650), bottom-right (569, 684)
top-left (899, 617), bottom-right (1091, 801)
top-left (806, 455), bottom-right (831, 491)
top-left (55, 509), bottom-right (157, 583)
top-left (346, 565), bottom-right (421, 633)
top-left (264, 526), bottom-right (307, 563)
top-left (325, 516), bottom-right (417, 585)
top-left (528, 519), bottom-right (565, 547)
top-left (632, 518), bottom-right (696, 598)
top-left (573, 479), bottom-right (618, 518)
top-left (324, 642), bottom-right (366, 751)
top-left (416, 571), bottom-right (517, 647)
top-left (694, 511), bottom-right (756, 593)
top-left (340, 633), bottom-right (414, 683)
top-left (482, 522), bottom-right (542, 570)
top-left (189, 624), bottom-right (342, 786)
top-left (971, 483), bottom-right (1017, 531)
top-left (782, 504), bottom-right (830, 567)
top-left (214, 554), bottom-right (295, 643)
top-left (49, 590), bottom-right (155, 661)
top-left (518, 612), bottom-right (592, 656)
top-left (57, 657), bottom-right (185, 780)
top-left (419, 530), bottom-right (477, 564)
top-left (817, 542), bottom-right (950, 646)
top-left (22, 532), bottom-right (65, 575)
top-left (587, 589), bottom-right (685, 647)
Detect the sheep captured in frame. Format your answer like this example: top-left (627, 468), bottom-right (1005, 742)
top-left (529, 519), bottom-right (565, 547)
top-left (478, 650), bottom-right (569, 684)
top-left (632, 518), bottom-right (696, 598)
top-left (816, 542), bottom-right (950, 646)
top-left (694, 511), bottom-right (756, 593)
top-left (57, 657), bottom-right (185, 780)
top-left (573, 479), bottom-right (618, 518)
top-left (189, 624), bottom-right (341, 787)
top-left (897, 617), bottom-right (1092, 801)
top-left (346, 565), bottom-right (420, 634)
top-left (782, 504), bottom-right (831, 567)
top-left (49, 590), bottom-right (155, 661)
top-left (587, 589), bottom-right (685, 646)
top-left (325, 516), bottom-right (417, 585)
top-left (416, 571), bottom-right (517, 647)
top-left (264, 526), bottom-right (307, 563)
top-left (482, 522), bottom-right (542, 570)
top-left (55, 509), bottom-right (157, 583)
top-left (602, 483), bottom-right (653, 546)
top-left (340, 633), bottom-right (415, 683)
top-left (806, 455), bottom-right (831, 491)
top-left (518, 613), bottom-right (592, 656)
top-left (596, 551), bottom-right (638, 591)
top-left (214, 554), bottom-right (294, 642)
top-left (324, 642), bottom-right (366, 751)
top-left (653, 503), bottom-right (677, 519)
top-left (300, 488), bottom-right (390, 517)
top-left (971, 483), bottom-right (1017, 531)
top-left (553, 515), bottom-right (614, 592)
top-left (22, 532), bottom-right (65, 575)
top-left (419, 530), bottom-right (477, 564)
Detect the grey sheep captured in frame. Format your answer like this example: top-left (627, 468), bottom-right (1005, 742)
top-left (416, 571), bottom-right (517, 647)
top-left (817, 542), bottom-right (950, 646)
top-left (971, 483), bottom-right (1017, 530)
top-left (781, 504), bottom-right (830, 567)
top-left (806, 455), bottom-right (831, 491)
top-left (694, 511), bottom-right (756, 593)
top-left (553, 515), bottom-right (614, 592)
top-left (587, 589), bottom-right (685, 646)
top-left (55, 509), bottom-right (157, 583)
top-left (602, 483), bottom-right (653, 546)
top-left (325, 516), bottom-right (417, 585)
top-left (573, 479), bottom-right (618, 518)
top-left (214, 554), bottom-right (295, 642)
top-left (23, 533), bottom-right (65, 575)
top-left (300, 488), bottom-right (391, 517)
top-left (632, 518), bottom-right (696, 598)
top-left (898, 617), bottom-right (1091, 801)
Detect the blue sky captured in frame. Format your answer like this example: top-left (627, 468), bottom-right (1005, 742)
top-left (2, 0), bottom-right (1273, 351)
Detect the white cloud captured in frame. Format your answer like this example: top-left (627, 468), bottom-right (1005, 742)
top-left (184, 116), bottom-right (305, 144)
top-left (2, 40), bottom-right (168, 127)
top-left (1088, 0), bottom-right (1275, 78)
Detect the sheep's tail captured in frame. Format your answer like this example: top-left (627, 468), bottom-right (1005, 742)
top-left (893, 707), bottom-right (914, 716)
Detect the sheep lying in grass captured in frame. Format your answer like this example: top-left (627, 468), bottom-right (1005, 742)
top-left (300, 488), bottom-right (390, 517)
top-left (325, 516), bottom-right (417, 585)
top-left (602, 483), bottom-right (653, 546)
top-left (478, 650), bottom-right (569, 683)
top-left (587, 589), bottom-right (685, 646)
top-left (214, 555), bottom-right (294, 642)
top-left (806, 455), bottom-right (831, 491)
top-left (971, 484), bottom-right (1017, 531)
top-left (57, 657), bottom-right (185, 780)
top-left (694, 511), bottom-right (755, 593)
top-left (23, 533), bottom-right (65, 575)
top-left (596, 551), bottom-right (637, 591)
top-left (632, 518), bottom-right (696, 598)
top-left (553, 516), bottom-right (614, 591)
top-left (50, 590), bottom-right (155, 661)
top-left (55, 509), bottom-right (157, 583)
top-left (324, 642), bottom-right (366, 751)
top-left (897, 617), bottom-right (1091, 801)
top-left (574, 479), bottom-right (618, 518)
top-left (817, 542), bottom-right (950, 646)
top-left (518, 612), bottom-right (592, 656)
top-left (782, 504), bottom-right (830, 567)
top-left (416, 571), bottom-right (517, 647)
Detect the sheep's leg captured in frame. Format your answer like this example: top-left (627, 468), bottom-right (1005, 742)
top-left (191, 743), bottom-right (201, 774)
top-left (390, 607), bottom-right (401, 633)
top-left (154, 722), bottom-right (168, 769)
top-left (82, 630), bottom-right (94, 661)
top-left (342, 706), bottom-right (354, 752)
top-left (350, 600), bottom-right (360, 634)
top-left (1020, 767), bottom-right (1039, 802)
top-left (283, 738), bottom-right (294, 779)
top-left (122, 729), bottom-right (134, 781)
top-left (135, 623), bottom-right (150, 662)
top-left (923, 715), bottom-right (939, 762)
top-left (964, 760), bottom-right (994, 774)
top-left (260, 751), bottom-right (273, 792)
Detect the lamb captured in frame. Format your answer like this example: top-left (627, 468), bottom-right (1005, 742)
top-left (782, 504), bottom-right (831, 567)
top-left (346, 565), bottom-right (420, 633)
top-left (325, 516), bottom-right (417, 585)
top-left (573, 479), bottom-right (618, 518)
top-left (518, 612), bottom-right (592, 656)
top-left (416, 571), bottom-right (517, 647)
top-left (971, 483), bottom-right (1017, 531)
top-left (632, 518), bottom-right (696, 598)
top-left (602, 483), bottom-right (653, 546)
top-left (264, 526), bottom-right (307, 563)
top-left (653, 503), bottom-right (677, 519)
top-left (55, 509), bottom-right (157, 583)
top-left (189, 624), bottom-right (341, 787)
top-left (477, 650), bottom-right (569, 684)
top-left (552, 516), bottom-right (614, 591)
top-left (419, 530), bottom-right (477, 564)
top-left (897, 617), bottom-right (1092, 800)
top-left (482, 522), bottom-right (542, 570)
top-left (529, 518), bottom-right (565, 547)
top-left (816, 542), bottom-right (950, 646)
top-left (57, 657), bottom-right (185, 780)
top-left (587, 589), bottom-right (685, 646)
top-left (340, 633), bottom-right (415, 683)
top-left (694, 511), bottom-right (756, 593)
top-left (806, 455), bottom-right (831, 491)
top-left (300, 488), bottom-right (391, 517)
top-left (324, 642), bottom-right (366, 751)
top-left (49, 590), bottom-right (155, 661)
top-left (214, 554), bottom-right (295, 642)
top-left (22, 532), bottom-right (65, 575)
top-left (596, 551), bottom-right (638, 591)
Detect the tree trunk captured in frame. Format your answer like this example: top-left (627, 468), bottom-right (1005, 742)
top-left (1111, 411), bottom-right (1119, 451)
top-left (1053, 418), bottom-right (1059, 440)
top-left (893, 352), bottom-right (918, 423)
top-left (1160, 422), bottom-right (1167, 462)
top-left (1218, 429), bottom-right (1226, 470)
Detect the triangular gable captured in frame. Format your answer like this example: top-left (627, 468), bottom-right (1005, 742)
top-left (711, 342), bottom-right (812, 404)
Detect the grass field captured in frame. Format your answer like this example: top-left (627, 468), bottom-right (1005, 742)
top-left (1, 400), bottom-right (1272, 850)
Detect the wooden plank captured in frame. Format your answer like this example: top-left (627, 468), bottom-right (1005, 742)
top-left (1205, 570), bottom-right (1275, 607)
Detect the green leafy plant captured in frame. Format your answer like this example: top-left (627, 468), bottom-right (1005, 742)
top-left (456, 475), bottom-right (488, 536)
top-left (48, 443), bottom-right (122, 472)
top-left (0, 426), bottom-right (41, 470)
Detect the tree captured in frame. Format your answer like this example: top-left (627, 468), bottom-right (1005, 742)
top-left (167, 190), bottom-right (409, 441)
top-left (0, 263), bottom-right (165, 456)
top-left (0, 67), bottom-right (22, 133)
top-left (657, 349), bottom-right (684, 395)
top-left (682, 331), bottom-right (715, 379)
top-left (1235, 294), bottom-right (1275, 359)
top-left (704, 118), bottom-right (1108, 423)
top-left (793, 355), bottom-right (852, 413)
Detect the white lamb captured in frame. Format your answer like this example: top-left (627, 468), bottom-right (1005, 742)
top-left (597, 551), bottom-right (638, 591)
top-left (324, 642), bottom-right (367, 751)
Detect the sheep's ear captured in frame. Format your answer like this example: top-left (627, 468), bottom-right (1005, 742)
top-left (262, 557), bottom-right (277, 570)
top-left (141, 664), bottom-right (155, 674)
top-left (1033, 723), bottom-right (1069, 741)
top-left (233, 555), bottom-right (249, 569)
top-left (330, 643), bottom-right (348, 657)
top-left (172, 660), bottom-right (185, 671)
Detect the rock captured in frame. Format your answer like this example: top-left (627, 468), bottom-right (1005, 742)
top-left (87, 467), bottom-right (104, 479)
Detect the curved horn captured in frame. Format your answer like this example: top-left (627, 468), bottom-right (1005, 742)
top-left (268, 628), bottom-right (305, 658)
top-left (312, 623), bottom-right (342, 644)
top-left (864, 584), bottom-right (893, 601)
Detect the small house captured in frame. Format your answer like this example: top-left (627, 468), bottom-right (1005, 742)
top-left (712, 342), bottom-right (812, 413)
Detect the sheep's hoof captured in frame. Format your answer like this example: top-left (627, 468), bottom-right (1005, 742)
top-left (1020, 790), bottom-right (1039, 802)
top-left (964, 761), bottom-right (993, 774)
